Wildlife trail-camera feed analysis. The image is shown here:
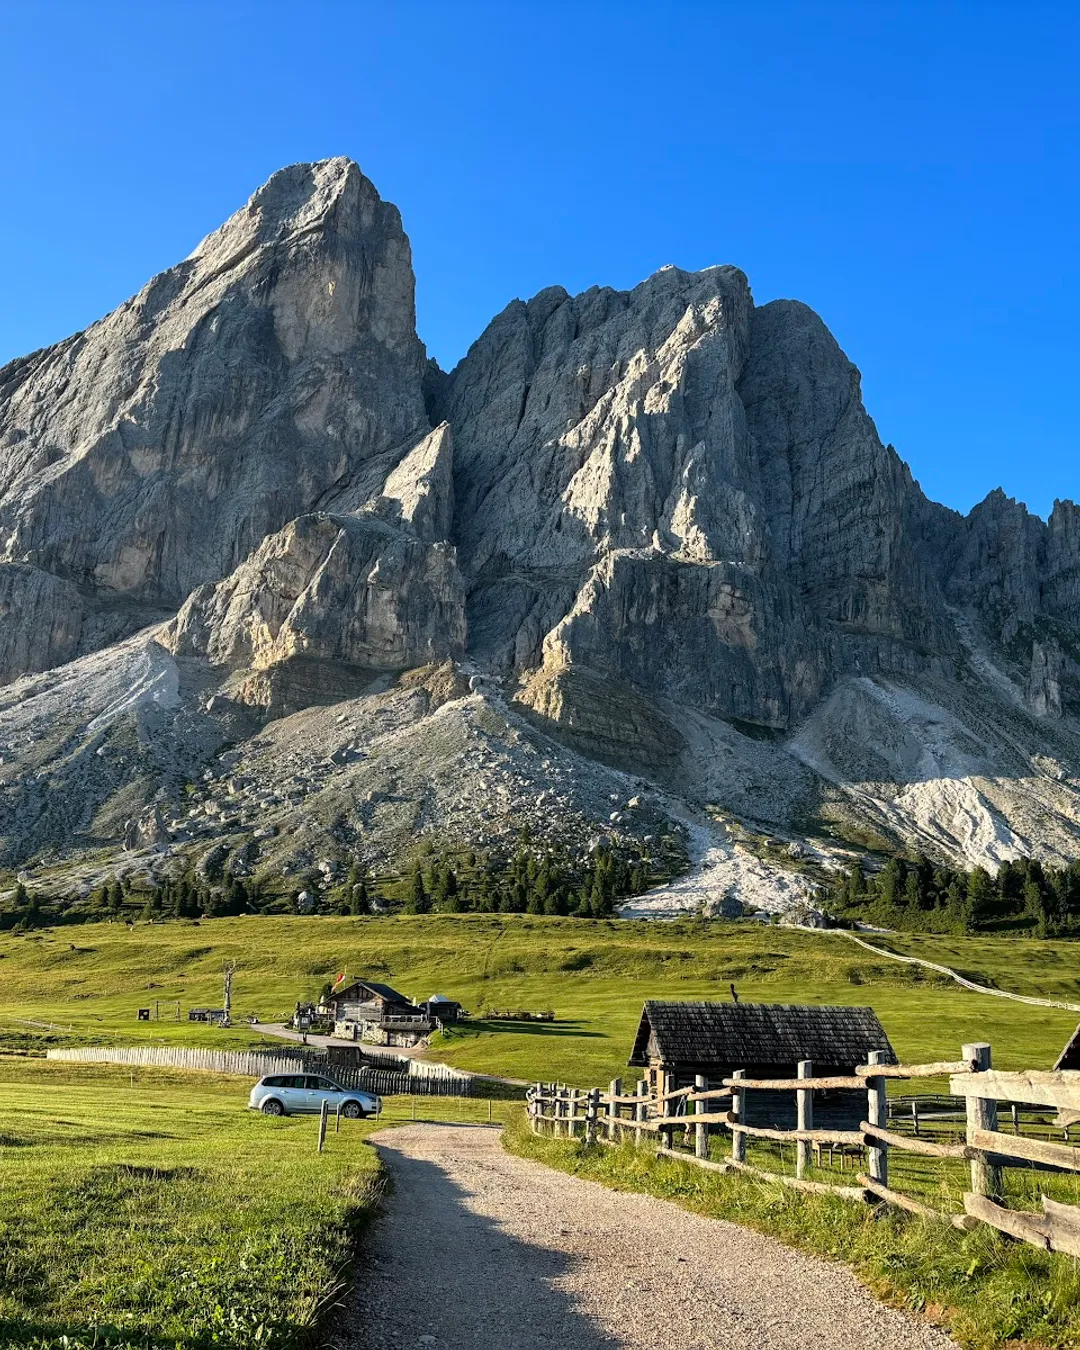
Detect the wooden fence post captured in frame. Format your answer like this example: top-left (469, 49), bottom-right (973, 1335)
top-left (635, 1079), bottom-right (647, 1147)
top-left (963, 1042), bottom-right (1003, 1201)
top-left (569, 1088), bottom-right (581, 1139)
top-left (585, 1087), bottom-right (599, 1145)
top-left (335, 1099), bottom-right (342, 1134)
top-left (866, 1049), bottom-right (888, 1188)
top-left (317, 1099), bottom-right (328, 1154)
top-left (609, 1079), bottom-right (621, 1142)
top-left (796, 1060), bottom-right (813, 1179)
top-left (661, 1070), bottom-right (674, 1151)
top-left (694, 1074), bottom-right (709, 1160)
top-left (731, 1069), bottom-right (746, 1164)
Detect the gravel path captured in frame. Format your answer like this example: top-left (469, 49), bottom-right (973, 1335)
top-left (345, 1124), bottom-right (957, 1350)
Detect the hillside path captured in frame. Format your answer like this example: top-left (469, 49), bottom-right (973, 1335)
top-left (344, 1124), bottom-right (956, 1350)
top-left (819, 929), bottom-right (1080, 1013)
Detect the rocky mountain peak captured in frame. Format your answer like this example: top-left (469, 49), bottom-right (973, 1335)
top-left (0, 156), bottom-right (430, 685)
top-left (3, 161), bottom-right (1080, 887)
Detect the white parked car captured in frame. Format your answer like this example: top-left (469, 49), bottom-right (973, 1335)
top-left (249, 1072), bottom-right (380, 1118)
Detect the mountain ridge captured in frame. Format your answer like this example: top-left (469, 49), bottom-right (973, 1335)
top-left (2, 156), bottom-right (1079, 909)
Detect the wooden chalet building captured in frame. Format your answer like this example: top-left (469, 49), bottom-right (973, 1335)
top-left (322, 978), bottom-right (433, 1048)
top-left (629, 1000), bottom-right (896, 1130)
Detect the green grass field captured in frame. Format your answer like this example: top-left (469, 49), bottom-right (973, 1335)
top-left (3, 913), bottom-right (1080, 1349)
top-left (0, 1056), bottom-right (510, 1349)
top-left (1, 915), bottom-right (1077, 1083)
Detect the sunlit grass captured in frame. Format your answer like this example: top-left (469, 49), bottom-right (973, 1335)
top-left (0, 1057), bottom-right (511, 1349)
top-left (0, 915), bottom-right (1076, 1085)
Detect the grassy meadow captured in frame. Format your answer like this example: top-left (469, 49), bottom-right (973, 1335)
top-left (0, 914), bottom-right (1077, 1083)
top-left (1, 913), bottom-right (1079, 1348)
top-left (0, 1056), bottom-right (510, 1349)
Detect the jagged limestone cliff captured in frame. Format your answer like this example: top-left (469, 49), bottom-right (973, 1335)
top-left (2, 157), bottom-right (1080, 898)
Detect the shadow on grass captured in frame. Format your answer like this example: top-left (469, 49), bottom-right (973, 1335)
top-left (465, 1019), bottom-right (606, 1039)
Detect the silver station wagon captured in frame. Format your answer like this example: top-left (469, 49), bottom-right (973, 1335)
top-left (249, 1073), bottom-right (380, 1118)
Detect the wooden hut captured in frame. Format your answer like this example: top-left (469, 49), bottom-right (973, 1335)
top-left (628, 1000), bottom-right (895, 1129)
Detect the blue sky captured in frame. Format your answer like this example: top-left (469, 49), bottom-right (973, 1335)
top-left (1, 1), bottom-right (1076, 519)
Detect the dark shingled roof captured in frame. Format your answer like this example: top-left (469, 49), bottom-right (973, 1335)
top-left (332, 979), bottom-right (412, 1006)
top-left (628, 1001), bottom-right (895, 1069)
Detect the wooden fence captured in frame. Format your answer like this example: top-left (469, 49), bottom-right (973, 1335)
top-left (46, 1044), bottom-right (473, 1097)
top-left (528, 1042), bottom-right (1080, 1259)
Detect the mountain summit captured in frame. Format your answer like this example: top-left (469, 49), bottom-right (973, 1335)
top-left (2, 158), bottom-right (1080, 900)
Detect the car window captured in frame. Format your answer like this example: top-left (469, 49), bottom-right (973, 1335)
top-left (318, 1079), bottom-right (341, 1091)
top-left (263, 1076), bottom-right (282, 1088)
top-left (285, 1076), bottom-right (308, 1089)
top-left (304, 1076), bottom-right (325, 1089)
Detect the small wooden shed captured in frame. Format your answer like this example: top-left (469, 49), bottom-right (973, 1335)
top-left (628, 1000), bottom-right (896, 1130)
top-left (422, 994), bottom-right (462, 1025)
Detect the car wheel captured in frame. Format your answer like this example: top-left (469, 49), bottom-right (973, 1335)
top-left (261, 1098), bottom-right (285, 1116)
top-left (342, 1100), bottom-right (365, 1120)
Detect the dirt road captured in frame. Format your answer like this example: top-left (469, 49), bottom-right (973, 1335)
top-left (346, 1124), bottom-right (956, 1350)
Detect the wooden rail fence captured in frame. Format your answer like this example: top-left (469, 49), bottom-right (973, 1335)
top-left (528, 1043), bottom-right (1080, 1259)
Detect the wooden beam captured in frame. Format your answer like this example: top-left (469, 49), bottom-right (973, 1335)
top-left (654, 1084), bottom-right (695, 1104)
top-left (963, 1044), bottom-right (1003, 1201)
top-left (1042, 1198), bottom-right (1080, 1258)
top-left (731, 1123), bottom-right (865, 1145)
top-left (796, 1059), bottom-right (813, 1180)
top-left (730, 1068), bottom-right (746, 1165)
top-left (634, 1079), bottom-right (648, 1147)
top-left (721, 1074), bottom-right (864, 1091)
top-left (694, 1073), bottom-right (709, 1160)
top-left (968, 1127), bottom-right (1080, 1174)
top-left (654, 1110), bottom-right (733, 1127)
top-left (866, 1049), bottom-right (889, 1189)
top-left (608, 1078), bottom-right (621, 1143)
top-left (610, 1115), bottom-right (661, 1134)
top-left (857, 1174), bottom-right (955, 1221)
top-left (964, 1193), bottom-right (1050, 1250)
top-left (950, 1067), bottom-right (1080, 1113)
top-left (860, 1121), bottom-right (967, 1159)
top-left (856, 1059), bottom-right (974, 1080)
top-left (656, 1146), bottom-right (733, 1174)
top-left (727, 1157), bottom-right (865, 1200)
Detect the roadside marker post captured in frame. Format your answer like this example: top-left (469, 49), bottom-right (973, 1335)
top-left (317, 1100), bottom-right (328, 1154)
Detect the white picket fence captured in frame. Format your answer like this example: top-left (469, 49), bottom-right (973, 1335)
top-left (46, 1044), bottom-right (472, 1094)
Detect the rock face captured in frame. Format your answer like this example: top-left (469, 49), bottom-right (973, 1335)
top-left (0, 158), bottom-right (429, 675)
top-left (3, 157), bottom-right (1080, 882)
top-left (164, 422), bottom-right (465, 709)
top-left (436, 267), bottom-right (960, 744)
